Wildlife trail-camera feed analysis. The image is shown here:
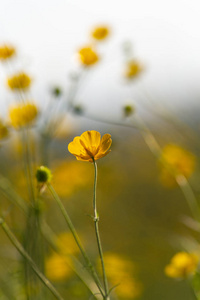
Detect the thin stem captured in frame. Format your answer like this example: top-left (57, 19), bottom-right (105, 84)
top-left (0, 174), bottom-right (28, 214)
top-left (47, 183), bottom-right (105, 298)
top-left (0, 178), bottom-right (102, 299)
top-left (92, 160), bottom-right (110, 300)
top-left (21, 127), bottom-right (35, 204)
top-left (133, 115), bottom-right (200, 222)
top-left (0, 218), bottom-right (64, 300)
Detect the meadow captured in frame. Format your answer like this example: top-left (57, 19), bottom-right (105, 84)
top-left (0, 26), bottom-right (200, 300)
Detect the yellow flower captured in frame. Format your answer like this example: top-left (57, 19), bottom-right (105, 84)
top-left (101, 253), bottom-right (142, 299)
top-left (56, 232), bottom-right (79, 255)
top-left (53, 160), bottom-right (92, 197)
top-left (165, 252), bottom-right (199, 279)
top-left (159, 144), bottom-right (195, 187)
top-left (7, 72), bottom-right (31, 90)
top-left (68, 130), bottom-right (112, 162)
top-left (91, 26), bottom-right (109, 40)
top-left (78, 47), bottom-right (99, 66)
top-left (0, 120), bottom-right (9, 140)
top-left (0, 45), bottom-right (15, 60)
top-left (124, 60), bottom-right (143, 79)
top-left (45, 253), bottom-right (72, 281)
top-left (9, 102), bottom-right (38, 129)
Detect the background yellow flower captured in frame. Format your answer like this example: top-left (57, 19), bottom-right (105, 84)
top-left (91, 26), bottom-right (109, 40)
top-left (159, 144), bottom-right (196, 187)
top-left (78, 47), bottom-right (99, 66)
top-left (0, 45), bottom-right (15, 60)
top-left (45, 253), bottom-right (72, 281)
top-left (9, 102), bottom-right (38, 129)
top-left (52, 160), bottom-right (92, 197)
top-left (124, 60), bottom-right (143, 79)
top-left (99, 252), bottom-right (142, 299)
top-left (165, 252), bottom-right (199, 279)
top-left (7, 72), bottom-right (31, 90)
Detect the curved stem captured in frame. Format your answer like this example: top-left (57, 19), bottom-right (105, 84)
top-left (47, 183), bottom-right (105, 298)
top-left (93, 160), bottom-right (110, 300)
top-left (133, 115), bottom-right (200, 222)
top-left (0, 218), bottom-right (64, 300)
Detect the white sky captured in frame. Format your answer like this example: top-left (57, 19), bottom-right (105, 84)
top-left (1, 0), bottom-right (200, 118)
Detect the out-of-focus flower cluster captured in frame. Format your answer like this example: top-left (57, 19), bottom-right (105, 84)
top-left (7, 72), bottom-right (31, 90)
top-left (9, 102), bottom-right (38, 129)
top-left (159, 144), bottom-right (195, 187)
top-left (0, 45), bottom-right (15, 60)
top-left (101, 252), bottom-right (142, 299)
top-left (45, 232), bottom-right (79, 281)
top-left (165, 252), bottom-right (199, 279)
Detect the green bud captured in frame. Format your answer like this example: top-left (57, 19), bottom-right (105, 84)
top-left (73, 105), bottom-right (83, 115)
top-left (52, 87), bottom-right (62, 98)
top-left (36, 166), bottom-right (52, 184)
top-left (124, 104), bottom-right (134, 117)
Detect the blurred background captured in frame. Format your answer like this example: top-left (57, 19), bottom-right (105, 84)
top-left (1, 0), bottom-right (200, 299)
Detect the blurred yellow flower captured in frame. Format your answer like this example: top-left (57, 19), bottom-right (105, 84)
top-left (56, 232), bottom-right (79, 255)
top-left (9, 102), bottom-right (38, 129)
top-left (159, 144), bottom-right (195, 187)
top-left (0, 45), bottom-right (15, 60)
top-left (124, 60), bottom-right (143, 79)
top-left (53, 160), bottom-right (92, 197)
top-left (101, 253), bottom-right (142, 299)
top-left (78, 47), bottom-right (99, 66)
top-left (165, 252), bottom-right (199, 279)
top-left (0, 120), bottom-right (9, 140)
top-left (45, 253), bottom-right (72, 281)
top-left (68, 130), bottom-right (112, 162)
top-left (91, 26), bottom-right (109, 40)
top-left (7, 72), bottom-right (31, 90)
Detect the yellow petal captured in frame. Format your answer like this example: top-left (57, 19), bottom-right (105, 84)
top-left (80, 130), bottom-right (101, 149)
top-left (68, 137), bottom-right (85, 156)
top-left (76, 156), bottom-right (93, 162)
top-left (95, 150), bottom-right (111, 160)
top-left (99, 134), bottom-right (112, 153)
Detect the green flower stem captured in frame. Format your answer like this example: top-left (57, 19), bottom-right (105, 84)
top-left (41, 221), bottom-right (103, 300)
top-left (0, 174), bottom-right (28, 214)
top-left (21, 126), bottom-right (45, 299)
top-left (21, 127), bottom-right (35, 204)
top-left (93, 160), bottom-right (110, 300)
top-left (0, 178), bottom-right (102, 299)
top-left (0, 218), bottom-right (64, 300)
top-left (47, 183), bottom-right (105, 298)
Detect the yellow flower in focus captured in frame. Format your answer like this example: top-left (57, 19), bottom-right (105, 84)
top-left (53, 160), bottom-right (92, 197)
top-left (45, 253), bottom-right (72, 281)
top-left (124, 60), bottom-right (143, 79)
top-left (9, 102), bottom-right (38, 129)
top-left (91, 26), bottom-right (109, 40)
top-left (101, 253), bottom-right (142, 299)
top-left (78, 47), bottom-right (99, 66)
top-left (165, 252), bottom-right (199, 279)
top-left (7, 72), bottom-right (31, 90)
top-left (0, 45), bottom-right (15, 60)
top-left (0, 120), bottom-right (9, 140)
top-left (159, 144), bottom-right (195, 187)
top-left (68, 130), bottom-right (112, 162)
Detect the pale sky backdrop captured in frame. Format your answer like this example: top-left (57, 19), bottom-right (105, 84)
top-left (1, 0), bottom-right (200, 121)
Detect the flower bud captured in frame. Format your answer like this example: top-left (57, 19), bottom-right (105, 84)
top-left (123, 104), bottom-right (135, 117)
top-left (52, 87), bottom-right (62, 98)
top-left (36, 166), bottom-right (52, 184)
